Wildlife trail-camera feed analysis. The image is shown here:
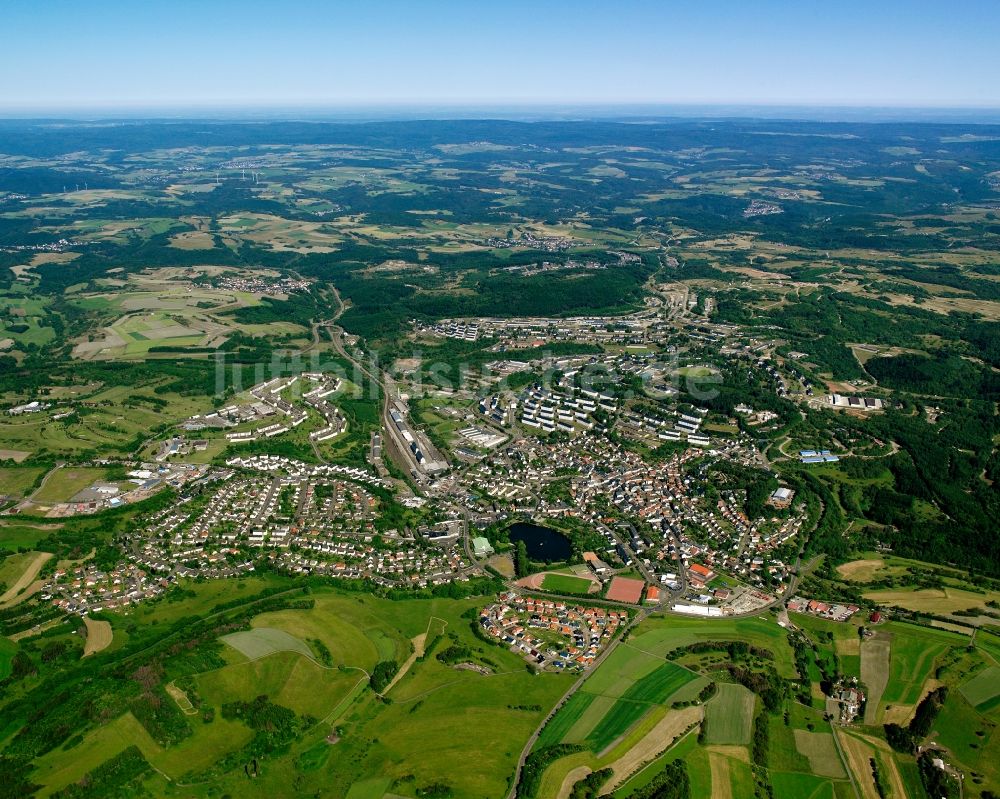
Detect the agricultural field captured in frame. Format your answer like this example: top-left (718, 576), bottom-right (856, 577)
top-left (0, 466), bottom-right (45, 496)
top-left (81, 616), bottom-right (113, 656)
top-left (195, 649), bottom-right (364, 718)
top-left (3, 115), bottom-right (1000, 799)
top-left (770, 770), bottom-right (840, 799)
top-left (860, 632), bottom-right (891, 724)
top-left (833, 554), bottom-right (1000, 625)
top-left (627, 614), bottom-right (799, 678)
top-left (0, 519), bottom-right (62, 551)
top-left (880, 622), bottom-right (967, 708)
top-left (0, 636), bottom-right (17, 679)
top-left (524, 603), bottom-right (1000, 799)
top-left (575, 660), bottom-right (701, 753)
top-left (836, 731), bottom-right (911, 799)
top-left (931, 686), bottom-right (1000, 792)
top-left (0, 551), bottom-right (51, 604)
top-left (5, 533), bottom-right (1000, 799)
top-left (220, 627), bottom-right (316, 660)
top-left (852, 621), bottom-right (973, 727)
top-left (792, 730), bottom-right (846, 779)
top-left (0, 550), bottom-right (37, 584)
top-left (68, 268), bottom-right (312, 361)
top-left (14, 585), bottom-right (572, 799)
top-left (960, 666), bottom-right (1000, 710)
top-left (0, 377), bottom-right (215, 461)
top-left (863, 585), bottom-right (1000, 616)
top-left (703, 684), bottom-right (755, 745)
top-left (530, 615), bottom-right (809, 797)
top-left (836, 557), bottom-right (906, 583)
top-left (79, 312), bottom-right (211, 359)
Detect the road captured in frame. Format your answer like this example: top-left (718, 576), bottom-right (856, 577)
top-left (503, 607), bottom-right (653, 799)
top-left (603, 522), bottom-right (656, 587)
top-left (320, 287), bottom-right (415, 490)
top-left (501, 533), bottom-right (818, 797)
top-left (830, 724), bottom-right (863, 799)
top-left (27, 464), bottom-right (63, 501)
top-left (315, 280), bottom-right (819, 797)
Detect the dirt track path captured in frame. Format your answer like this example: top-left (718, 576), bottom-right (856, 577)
top-left (381, 616), bottom-right (446, 696)
top-left (0, 552), bottom-right (52, 608)
top-left (556, 766), bottom-right (592, 799)
top-left (27, 466), bottom-right (60, 501)
top-left (835, 728), bottom-right (877, 799)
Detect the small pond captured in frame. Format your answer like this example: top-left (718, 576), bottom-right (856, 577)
top-left (508, 522), bottom-right (572, 562)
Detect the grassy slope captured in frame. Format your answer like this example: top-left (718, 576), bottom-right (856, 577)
top-left (35, 587), bottom-right (571, 799)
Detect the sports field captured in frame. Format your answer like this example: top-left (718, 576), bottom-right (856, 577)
top-left (540, 572), bottom-right (596, 594)
top-left (606, 576), bottom-right (645, 604)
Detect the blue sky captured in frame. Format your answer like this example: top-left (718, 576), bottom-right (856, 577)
top-left (1, 0), bottom-right (998, 109)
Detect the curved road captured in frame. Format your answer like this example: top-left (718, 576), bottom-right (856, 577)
top-left (503, 608), bottom-right (652, 799)
top-left (503, 539), bottom-right (816, 798)
top-left (315, 281), bottom-right (821, 799)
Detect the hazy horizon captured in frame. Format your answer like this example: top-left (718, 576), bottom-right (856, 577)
top-left (2, 1), bottom-right (999, 112)
top-left (2, 103), bottom-right (1000, 126)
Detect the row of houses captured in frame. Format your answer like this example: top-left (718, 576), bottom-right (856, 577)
top-left (479, 591), bottom-right (625, 671)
